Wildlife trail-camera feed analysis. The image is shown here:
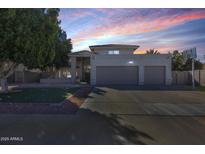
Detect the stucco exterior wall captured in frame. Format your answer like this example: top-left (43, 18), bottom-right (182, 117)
top-left (94, 48), bottom-right (135, 55)
top-left (90, 54), bottom-right (172, 85)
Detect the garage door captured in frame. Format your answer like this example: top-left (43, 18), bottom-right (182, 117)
top-left (96, 66), bottom-right (139, 85)
top-left (144, 66), bottom-right (165, 85)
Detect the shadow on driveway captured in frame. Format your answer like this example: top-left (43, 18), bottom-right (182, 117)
top-left (0, 108), bottom-right (155, 145)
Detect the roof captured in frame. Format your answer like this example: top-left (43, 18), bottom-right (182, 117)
top-left (68, 50), bottom-right (92, 57)
top-left (70, 50), bottom-right (90, 54)
top-left (89, 44), bottom-right (139, 51)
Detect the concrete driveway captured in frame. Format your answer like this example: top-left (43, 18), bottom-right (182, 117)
top-left (1, 86), bottom-right (205, 145)
top-left (79, 86), bottom-right (205, 144)
top-left (81, 86), bottom-right (205, 115)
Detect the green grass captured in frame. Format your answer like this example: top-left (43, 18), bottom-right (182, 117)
top-left (196, 86), bottom-right (205, 91)
top-left (0, 87), bottom-right (80, 103)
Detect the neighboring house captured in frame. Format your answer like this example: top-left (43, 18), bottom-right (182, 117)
top-left (68, 44), bottom-right (172, 86)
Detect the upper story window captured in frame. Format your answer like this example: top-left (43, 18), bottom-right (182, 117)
top-left (108, 50), bottom-right (119, 55)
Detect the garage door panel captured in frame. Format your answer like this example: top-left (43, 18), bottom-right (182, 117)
top-left (96, 66), bottom-right (138, 85)
top-left (144, 66), bottom-right (165, 85)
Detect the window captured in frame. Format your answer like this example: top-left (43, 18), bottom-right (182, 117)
top-left (114, 50), bottom-right (119, 54)
top-left (108, 50), bottom-right (114, 54)
top-left (108, 50), bottom-right (119, 55)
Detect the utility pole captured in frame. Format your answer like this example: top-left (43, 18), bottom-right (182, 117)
top-left (192, 58), bottom-right (195, 89)
top-left (182, 47), bottom-right (197, 90)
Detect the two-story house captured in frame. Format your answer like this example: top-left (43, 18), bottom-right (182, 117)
top-left (68, 44), bottom-right (172, 86)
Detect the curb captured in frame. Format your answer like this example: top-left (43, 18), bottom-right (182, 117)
top-left (64, 86), bottom-right (93, 107)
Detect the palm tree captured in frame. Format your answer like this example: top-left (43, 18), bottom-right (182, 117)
top-left (146, 49), bottom-right (160, 54)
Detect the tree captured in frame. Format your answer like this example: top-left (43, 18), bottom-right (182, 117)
top-left (171, 50), bottom-right (203, 71)
top-left (171, 50), bottom-right (185, 71)
top-left (51, 30), bottom-right (72, 69)
top-left (146, 49), bottom-right (160, 54)
top-left (183, 58), bottom-right (203, 71)
top-left (0, 8), bottom-right (71, 92)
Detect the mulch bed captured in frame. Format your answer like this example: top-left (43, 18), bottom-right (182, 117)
top-left (0, 86), bottom-right (93, 114)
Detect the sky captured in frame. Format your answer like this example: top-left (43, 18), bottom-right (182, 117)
top-left (59, 8), bottom-right (205, 61)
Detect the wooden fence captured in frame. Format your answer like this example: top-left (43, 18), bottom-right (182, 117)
top-left (172, 70), bottom-right (205, 86)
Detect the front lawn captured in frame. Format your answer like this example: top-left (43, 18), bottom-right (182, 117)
top-left (195, 86), bottom-right (205, 91)
top-left (0, 87), bottom-right (79, 103)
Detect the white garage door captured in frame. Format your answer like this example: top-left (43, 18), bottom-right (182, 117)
top-left (96, 66), bottom-right (139, 85)
top-left (144, 66), bottom-right (165, 85)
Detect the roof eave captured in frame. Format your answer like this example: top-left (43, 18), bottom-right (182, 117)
top-left (89, 44), bottom-right (140, 51)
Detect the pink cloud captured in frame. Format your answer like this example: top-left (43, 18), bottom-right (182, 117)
top-left (59, 9), bottom-right (105, 24)
top-left (72, 9), bottom-right (205, 45)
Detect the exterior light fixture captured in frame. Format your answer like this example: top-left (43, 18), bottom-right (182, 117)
top-left (128, 60), bottom-right (134, 64)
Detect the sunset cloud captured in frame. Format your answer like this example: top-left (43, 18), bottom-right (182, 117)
top-left (71, 9), bottom-right (205, 43)
top-left (59, 9), bottom-right (205, 61)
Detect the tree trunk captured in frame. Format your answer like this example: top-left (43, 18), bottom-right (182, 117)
top-left (0, 79), bottom-right (8, 93)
